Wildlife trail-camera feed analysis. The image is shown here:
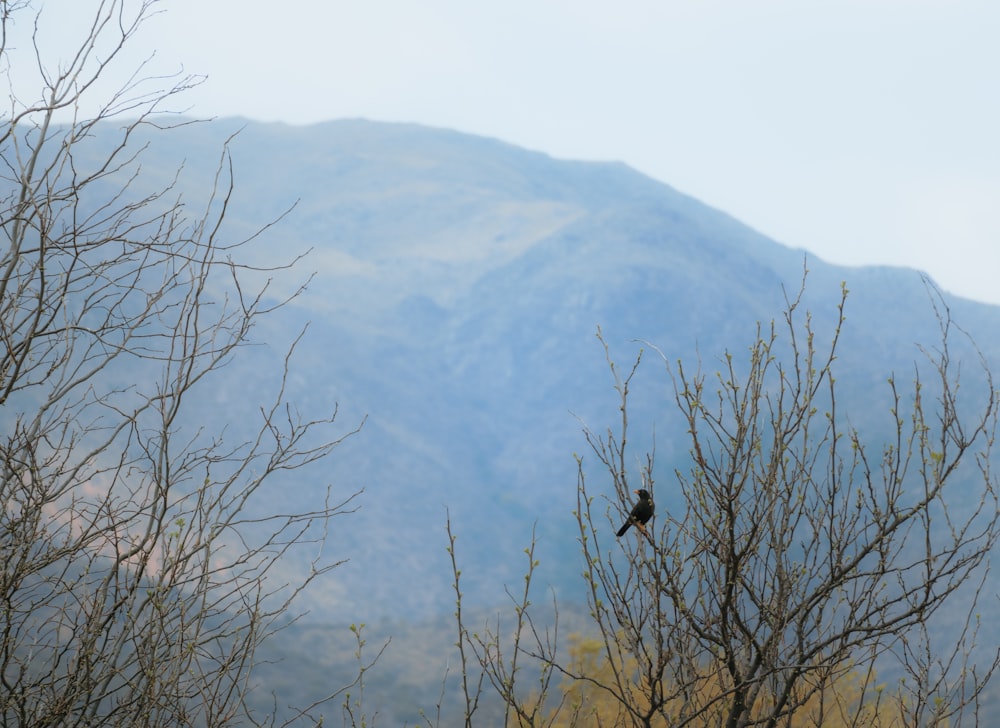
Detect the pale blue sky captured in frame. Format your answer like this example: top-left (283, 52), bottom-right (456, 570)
top-left (31, 0), bottom-right (1000, 305)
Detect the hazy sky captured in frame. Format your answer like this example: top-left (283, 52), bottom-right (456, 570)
top-left (35, 1), bottom-right (1000, 305)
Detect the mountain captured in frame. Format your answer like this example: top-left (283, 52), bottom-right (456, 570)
top-left (90, 116), bottom-right (997, 618)
top-left (51, 117), bottom-right (1000, 721)
top-left (182, 120), bottom-right (1000, 604)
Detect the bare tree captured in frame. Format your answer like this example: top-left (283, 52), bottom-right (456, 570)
top-left (0, 2), bottom-right (362, 725)
top-left (446, 512), bottom-right (564, 728)
top-left (448, 275), bottom-right (1000, 727)
top-left (570, 278), bottom-right (999, 726)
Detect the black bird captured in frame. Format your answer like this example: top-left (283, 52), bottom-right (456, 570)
top-left (617, 489), bottom-right (654, 537)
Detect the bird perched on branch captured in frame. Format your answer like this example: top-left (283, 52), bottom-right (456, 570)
top-left (617, 489), bottom-right (654, 537)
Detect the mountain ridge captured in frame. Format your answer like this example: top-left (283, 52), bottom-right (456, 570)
top-left (56, 117), bottom-right (1000, 623)
top-left (21, 114), bottom-right (997, 724)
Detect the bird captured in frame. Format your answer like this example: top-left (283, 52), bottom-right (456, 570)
top-left (617, 488), bottom-right (654, 537)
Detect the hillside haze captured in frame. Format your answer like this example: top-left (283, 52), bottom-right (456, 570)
top-left (24, 116), bottom-right (1000, 723)
top-left (69, 117), bottom-right (1000, 625)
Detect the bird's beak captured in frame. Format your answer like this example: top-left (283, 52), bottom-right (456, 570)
top-left (633, 489), bottom-right (640, 495)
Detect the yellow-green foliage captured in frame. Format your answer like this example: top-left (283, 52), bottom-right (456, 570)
top-left (547, 634), bottom-right (913, 727)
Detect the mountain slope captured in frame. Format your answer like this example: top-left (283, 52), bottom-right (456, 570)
top-left (21, 116), bottom-right (1000, 723)
top-left (65, 118), bottom-right (1000, 623)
